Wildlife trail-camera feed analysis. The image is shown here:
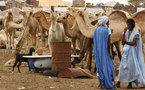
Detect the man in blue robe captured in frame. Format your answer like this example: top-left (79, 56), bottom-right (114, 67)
top-left (117, 19), bottom-right (145, 89)
top-left (94, 16), bottom-right (115, 89)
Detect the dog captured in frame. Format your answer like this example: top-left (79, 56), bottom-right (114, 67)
top-left (12, 47), bottom-right (35, 73)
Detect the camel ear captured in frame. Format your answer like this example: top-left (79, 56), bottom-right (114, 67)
top-left (51, 6), bottom-right (54, 12)
top-left (78, 11), bottom-right (82, 15)
top-left (30, 12), bottom-right (33, 16)
top-left (84, 8), bottom-right (86, 11)
top-left (66, 13), bottom-right (70, 17)
top-left (58, 13), bottom-right (61, 16)
top-left (8, 12), bottom-right (12, 15)
top-left (66, 14), bottom-right (69, 18)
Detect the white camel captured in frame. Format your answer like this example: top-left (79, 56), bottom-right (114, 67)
top-left (48, 6), bottom-right (66, 54)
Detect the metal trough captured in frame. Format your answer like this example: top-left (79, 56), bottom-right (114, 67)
top-left (23, 55), bottom-right (80, 69)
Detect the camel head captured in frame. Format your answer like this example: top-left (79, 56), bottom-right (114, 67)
top-left (57, 13), bottom-right (70, 23)
top-left (68, 8), bottom-right (83, 17)
top-left (50, 6), bottom-right (58, 21)
top-left (6, 11), bottom-right (13, 22)
top-left (32, 11), bottom-right (45, 19)
top-left (19, 11), bottom-right (26, 16)
top-left (19, 10), bottom-right (30, 20)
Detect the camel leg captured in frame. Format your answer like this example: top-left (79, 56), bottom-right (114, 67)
top-left (41, 29), bottom-right (45, 47)
top-left (88, 40), bottom-right (93, 70)
top-left (5, 30), bottom-right (9, 49)
top-left (80, 37), bottom-right (89, 58)
top-left (86, 39), bottom-right (93, 71)
top-left (12, 32), bottom-right (14, 49)
top-left (114, 42), bottom-right (121, 60)
top-left (32, 31), bottom-right (36, 48)
top-left (48, 41), bottom-right (52, 54)
top-left (72, 38), bottom-right (77, 55)
top-left (10, 34), bottom-right (12, 49)
top-left (111, 44), bottom-right (115, 59)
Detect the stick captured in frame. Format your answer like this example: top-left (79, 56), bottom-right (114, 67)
top-left (110, 56), bottom-right (116, 88)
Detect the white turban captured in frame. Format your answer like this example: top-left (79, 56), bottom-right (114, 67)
top-left (98, 16), bottom-right (109, 26)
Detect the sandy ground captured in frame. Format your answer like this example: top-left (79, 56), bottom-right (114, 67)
top-left (0, 34), bottom-right (145, 90)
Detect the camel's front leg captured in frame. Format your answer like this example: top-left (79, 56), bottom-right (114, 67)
top-left (72, 38), bottom-right (77, 55)
top-left (5, 30), bottom-right (9, 49)
top-left (12, 31), bottom-right (15, 49)
top-left (9, 34), bottom-right (12, 49)
top-left (32, 31), bottom-right (36, 48)
top-left (41, 29), bottom-right (45, 47)
top-left (48, 38), bottom-right (52, 54)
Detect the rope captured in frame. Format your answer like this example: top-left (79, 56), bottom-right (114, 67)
top-left (76, 67), bottom-right (98, 79)
top-left (51, 29), bottom-right (56, 40)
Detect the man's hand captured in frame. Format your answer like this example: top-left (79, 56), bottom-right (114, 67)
top-left (110, 54), bottom-right (113, 60)
top-left (124, 27), bottom-right (128, 33)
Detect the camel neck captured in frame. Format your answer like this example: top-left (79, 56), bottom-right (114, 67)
top-left (62, 20), bottom-right (72, 38)
top-left (74, 14), bottom-right (95, 38)
top-left (51, 18), bottom-right (57, 32)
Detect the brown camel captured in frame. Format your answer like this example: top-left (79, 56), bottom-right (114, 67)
top-left (32, 11), bottom-right (51, 46)
top-left (68, 8), bottom-right (133, 69)
top-left (57, 12), bottom-right (94, 70)
top-left (19, 10), bottom-right (40, 48)
top-left (68, 8), bottom-right (132, 43)
top-left (4, 12), bottom-right (24, 49)
top-left (132, 10), bottom-right (145, 57)
top-left (57, 13), bottom-right (85, 54)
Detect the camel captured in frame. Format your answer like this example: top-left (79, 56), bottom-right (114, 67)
top-left (133, 10), bottom-right (145, 41)
top-left (68, 8), bottom-right (131, 43)
top-left (68, 8), bottom-right (134, 64)
top-left (14, 10), bottom-right (40, 53)
top-left (0, 29), bottom-right (19, 49)
top-left (57, 13), bottom-right (85, 54)
top-left (32, 11), bottom-right (51, 46)
top-left (19, 10), bottom-right (40, 48)
top-left (4, 12), bottom-right (24, 49)
top-left (57, 12), bottom-right (94, 70)
top-left (48, 6), bottom-right (66, 54)
top-left (132, 10), bottom-right (145, 57)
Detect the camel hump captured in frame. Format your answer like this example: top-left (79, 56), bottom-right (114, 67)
top-left (133, 10), bottom-right (145, 18)
top-left (109, 10), bottom-right (129, 21)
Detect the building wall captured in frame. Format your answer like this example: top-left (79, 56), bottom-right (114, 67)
top-left (0, 6), bottom-right (6, 11)
top-left (26, 0), bottom-right (39, 7)
top-left (72, 0), bottom-right (85, 7)
top-left (39, 0), bottom-right (72, 8)
top-left (6, 0), bottom-right (26, 9)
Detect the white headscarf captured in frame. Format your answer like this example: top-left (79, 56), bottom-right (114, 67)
top-left (98, 16), bottom-right (109, 26)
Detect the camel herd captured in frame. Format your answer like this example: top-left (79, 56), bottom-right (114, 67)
top-left (1, 6), bottom-right (145, 69)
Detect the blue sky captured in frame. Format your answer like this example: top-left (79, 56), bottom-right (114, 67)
top-left (64, 0), bottom-right (128, 4)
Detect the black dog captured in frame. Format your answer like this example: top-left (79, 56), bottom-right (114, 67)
top-left (12, 47), bottom-right (35, 73)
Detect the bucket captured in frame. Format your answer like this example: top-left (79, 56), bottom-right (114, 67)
top-left (52, 42), bottom-right (71, 71)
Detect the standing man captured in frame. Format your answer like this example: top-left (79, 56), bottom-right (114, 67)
top-left (94, 16), bottom-right (115, 89)
top-left (117, 19), bottom-right (145, 88)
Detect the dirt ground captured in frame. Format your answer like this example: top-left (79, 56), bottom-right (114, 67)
top-left (0, 35), bottom-right (145, 90)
